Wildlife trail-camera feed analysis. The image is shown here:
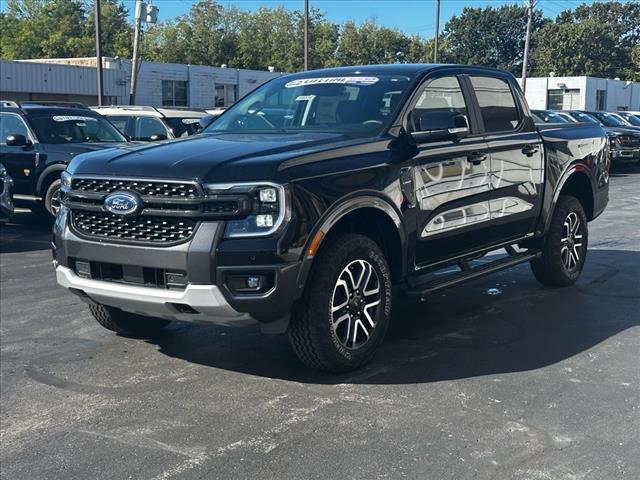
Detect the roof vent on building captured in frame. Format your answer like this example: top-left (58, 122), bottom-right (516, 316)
top-left (268, 66), bottom-right (275, 72)
top-left (221, 64), bottom-right (227, 68)
top-left (549, 71), bottom-right (556, 77)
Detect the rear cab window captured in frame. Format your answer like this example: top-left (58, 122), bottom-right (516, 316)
top-left (469, 76), bottom-right (521, 133)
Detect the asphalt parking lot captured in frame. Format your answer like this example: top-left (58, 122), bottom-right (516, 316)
top-left (1, 166), bottom-right (639, 480)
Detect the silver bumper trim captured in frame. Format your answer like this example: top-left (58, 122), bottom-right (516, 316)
top-left (56, 266), bottom-right (254, 326)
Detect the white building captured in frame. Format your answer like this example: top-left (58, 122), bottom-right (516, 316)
top-left (518, 76), bottom-right (640, 111)
top-left (0, 57), bottom-right (282, 107)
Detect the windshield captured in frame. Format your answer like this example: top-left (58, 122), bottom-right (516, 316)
top-left (569, 112), bottom-right (599, 124)
top-left (591, 112), bottom-right (626, 127)
top-left (618, 112), bottom-right (640, 126)
top-left (535, 111), bottom-right (569, 123)
top-left (30, 114), bottom-right (127, 144)
top-left (165, 117), bottom-right (203, 138)
top-left (206, 74), bottom-right (414, 135)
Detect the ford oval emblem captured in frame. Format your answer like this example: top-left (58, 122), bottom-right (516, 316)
top-left (104, 192), bottom-right (141, 215)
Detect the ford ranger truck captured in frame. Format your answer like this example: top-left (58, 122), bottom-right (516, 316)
top-left (53, 65), bottom-right (610, 372)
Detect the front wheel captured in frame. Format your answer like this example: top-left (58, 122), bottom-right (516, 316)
top-left (531, 195), bottom-right (588, 287)
top-left (43, 179), bottom-right (62, 217)
top-left (89, 303), bottom-right (171, 338)
top-left (288, 233), bottom-right (392, 372)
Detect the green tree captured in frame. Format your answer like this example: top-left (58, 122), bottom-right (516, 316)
top-left (441, 5), bottom-right (547, 74)
top-left (534, 1), bottom-right (640, 79)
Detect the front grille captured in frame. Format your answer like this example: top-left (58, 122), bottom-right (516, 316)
top-left (72, 178), bottom-right (199, 198)
top-left (71, 211), bottom-right (196, 245)
top-left (619, 136), bottom-right (640, 146)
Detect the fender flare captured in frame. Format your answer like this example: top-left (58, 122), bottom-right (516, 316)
top-left (36, 163), bottom-right (66, 196)
top-left (541, 163), bottom-right (595, 236)
top-left (295, 192), bottom-right (408, 287)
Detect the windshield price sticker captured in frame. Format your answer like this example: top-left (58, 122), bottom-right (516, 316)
top-left (285, 77), bottom-right (379, 88)
top-left (52, 116), bottom-right (97, 123)
top-left (181, 118), bottom-right (201, 124)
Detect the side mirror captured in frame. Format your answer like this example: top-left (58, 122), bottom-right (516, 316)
top-left (6, 134), bottom-right (29, 147)
top-left (149, 134), bottom-right (167, 141)
top-left (411, 111), bottom-right (469, 144)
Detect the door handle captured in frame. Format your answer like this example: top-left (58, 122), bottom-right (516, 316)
top-left (467, 152), bottom-right (487, 165)
top-left (522, 144), bottom-right (539, 156)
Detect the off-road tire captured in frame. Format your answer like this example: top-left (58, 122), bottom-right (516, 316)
top-left (531, 195), bottom-right (588, 287)
top-left (89, 303), bottom-right (170, 337)
top-left (288, 233), bottom-right (392, 372)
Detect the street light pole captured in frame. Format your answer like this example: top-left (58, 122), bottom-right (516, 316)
top-left (521, 0), bottom-right (536, 93)
top-left (95, 0), bottom-right (104, 105)
top-left (129, 0), bottom-right (144, 105)
top-left (434, 0), bottom-right (440, 63)
top-left (304, 0), bottom-right (309, 71)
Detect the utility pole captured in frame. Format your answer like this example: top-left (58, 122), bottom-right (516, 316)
top-left (95, 0), bottom-right (104, 105)
top-left (129, 0), bottom-right (144, 105)
top-left (434, 0), bottom-right (440, 63)
top-left (304, 0), bottom-right (309, 71)
top-left (129, 1), bottom-right (158, 104)
top-left (521, 0), bottom-right (536, 93)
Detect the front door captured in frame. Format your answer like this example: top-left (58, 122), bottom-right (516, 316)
top-left (0, 113), bottom-right (39, 195)
top-left (408, 75), bottom-right (493, 267)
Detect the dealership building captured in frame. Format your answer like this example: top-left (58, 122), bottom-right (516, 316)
top-left (1, 58), bottom-right (638, 112)
top-left (0, 57), bottom-right (282, 108)
top-left (518, 76), bottom-right (640, 111)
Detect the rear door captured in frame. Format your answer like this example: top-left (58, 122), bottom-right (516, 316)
top-left (467, 74), bottom-right (544, 241)
top-left (0, 112), bottom-right (39, 195)
top-left (408, 74), bottom-right (493, 266)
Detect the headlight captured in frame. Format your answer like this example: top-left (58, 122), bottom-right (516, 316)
top-left (204, 183), bottom-right (289, 238)
top-left (60, 171), bottom-right (72, 190)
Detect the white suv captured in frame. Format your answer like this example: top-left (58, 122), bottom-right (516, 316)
top-left (91, 106), bottom-right (207, 141)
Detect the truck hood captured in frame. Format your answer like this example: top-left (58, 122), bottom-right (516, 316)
top-left (66, 132), bottom-right (380, 183)
top-left (603, 126), bottom-right (640, 135)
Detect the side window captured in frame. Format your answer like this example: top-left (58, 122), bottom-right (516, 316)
top-left (106, 115), bottom-right (130, 135)
top-left (0, 114), bottom-right (30, 144)
top-left (134, 117), bottom-right (168, 141)
top-left (410, 76), bottom-right (469, 131)
top-left (470, 76), bottom-right (520, 132)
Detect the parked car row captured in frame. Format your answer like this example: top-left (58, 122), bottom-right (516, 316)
top-left (531, 109), bottom-right (640, 165)
top-left (0, 101), bottom-right (228, 218)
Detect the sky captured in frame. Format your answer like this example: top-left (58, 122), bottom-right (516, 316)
top-left (122, 0), bottom-right (606, 38)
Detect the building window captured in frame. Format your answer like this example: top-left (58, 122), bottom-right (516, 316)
top-left (596, 90), bottom-right (606, 110)
top-left (162, 80), bottom-right (188, 107)
top-left (547, 89), bottom-right (580, 110)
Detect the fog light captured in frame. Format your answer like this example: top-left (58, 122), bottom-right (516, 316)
top-left (75, 260), bottom-right (92, 279)
top-left (247, 276), bottom-right (261, 289)
top-left (259, 188), bottom-right (277, 203)
top-left (256, 214), bottom-right (274, 227)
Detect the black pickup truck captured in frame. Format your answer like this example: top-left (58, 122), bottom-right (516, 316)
top-left (0, 102), bottom-right (129, 216)
top-left (53, 64), bottom-right (610, 372)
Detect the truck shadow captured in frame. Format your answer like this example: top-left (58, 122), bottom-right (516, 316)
top-left (148, 248), bottom-right (640, 385)
top-left (609, 163), bottom-right (640, 177)
top-left (0, 211), bottom-right (52, 253)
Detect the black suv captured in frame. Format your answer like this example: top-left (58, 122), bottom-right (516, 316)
top-left (53, 65), bottom-right (609, 371)
top-left (0, 102), bottom-right (129, 216)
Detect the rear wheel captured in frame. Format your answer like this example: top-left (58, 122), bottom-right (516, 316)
top-left (288, 233), bottom-right (392, 372)
top-left (531, 195), bottom-right (588, 287)
top-left (89, 303), bottom-right (170, 338)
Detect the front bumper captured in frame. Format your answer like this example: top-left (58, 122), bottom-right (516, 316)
top-left (611, 147), bottom-right (640, 162)
top-left (53, 207), bottom-right (303, 328)
top-left (56, 265), bottom-right (254, 326)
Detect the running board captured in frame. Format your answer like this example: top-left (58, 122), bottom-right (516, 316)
top-left (405, 250), bottom-right (541, 298)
